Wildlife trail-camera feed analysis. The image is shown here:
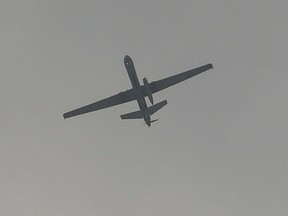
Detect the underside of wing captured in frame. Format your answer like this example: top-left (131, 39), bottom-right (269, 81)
top-left (63, 89), bottom-right (137, 119)
top-left (149, 64), bottom-right (213, 94)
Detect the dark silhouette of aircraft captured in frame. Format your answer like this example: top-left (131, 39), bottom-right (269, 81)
top-left (63, 55), bottom-right (213, 126)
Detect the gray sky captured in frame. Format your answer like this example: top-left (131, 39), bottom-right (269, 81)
top-left (1, 0), bottom-right (288, 215)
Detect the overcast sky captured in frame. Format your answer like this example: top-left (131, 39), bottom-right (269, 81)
top-left (1, 0), bottom-right (288, 215)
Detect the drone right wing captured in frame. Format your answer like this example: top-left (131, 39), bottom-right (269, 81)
top-left (63, 89), bottom-right (137, 119)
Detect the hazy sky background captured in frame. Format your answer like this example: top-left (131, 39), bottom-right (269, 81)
top-left (1, 0), bottom-right (288, 215)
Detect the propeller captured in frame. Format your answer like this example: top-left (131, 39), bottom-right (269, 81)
top-left (144, 119), bottom-right (159, 126)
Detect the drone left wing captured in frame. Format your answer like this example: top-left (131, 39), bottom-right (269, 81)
top-left (148, 64), bottom-right (213, 94)
top-left (63, 89), bottom-right (137, 119)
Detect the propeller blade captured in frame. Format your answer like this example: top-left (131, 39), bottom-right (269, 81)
top-left (143, 119), bottom-right (159, 125)
top-left (151, 119), bottom-right (159, 123)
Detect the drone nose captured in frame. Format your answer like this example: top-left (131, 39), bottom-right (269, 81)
top-left (124, 55), bottom-right (130, 61)
top-left (124, 55), bottom-right (132, 66)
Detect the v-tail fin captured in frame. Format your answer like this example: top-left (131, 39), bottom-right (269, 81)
top-left (120, 100), bottom-right (167, 120)
top-left (120, 110), bottom-right (142, 119)
top-left (148, 100), bottom-right (167, 115)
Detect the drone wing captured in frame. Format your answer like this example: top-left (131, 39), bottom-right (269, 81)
top-left (63, 89), bottom-right (137, 119)
top-left (149, 64), bottom-right (213, 94)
